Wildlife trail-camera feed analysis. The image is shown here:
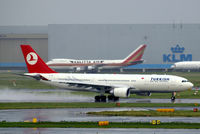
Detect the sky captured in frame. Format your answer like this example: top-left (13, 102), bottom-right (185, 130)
top-left (0, 0), bottom-right (200, 25)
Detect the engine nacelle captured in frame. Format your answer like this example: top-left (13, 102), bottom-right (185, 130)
top-left (87, 66), bottom-right (96, 70)
top-left (112, 87), bottom-right (130, 97)
top-left (75, 66), bottom-right (96, 71)
top-left (75, 67), bottom-right (86, 71)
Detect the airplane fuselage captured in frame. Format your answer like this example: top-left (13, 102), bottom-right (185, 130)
top-left (21, 44), bottom-right (194, 102)
top-left (46, 59), bottom-right (127, 69)
top-left (172, 61), bottom-right (200, 70)
top-left (32, 73), bottom-right (193, 93)
top-left (46, 44), bottom-right (146, 70)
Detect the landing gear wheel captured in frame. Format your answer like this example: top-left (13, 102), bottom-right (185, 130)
top-left (171, 96), bottom-right (176, 102)
top-left (95, 96), bottom-right (101, 102)
top-left (108, 95), bottom-right (114, 101)
top-left (100, 95), bottom-right (107, 102)
top-left (95, 95), bottom-right (107, 102)
top-left (171, 92), bottom-right (176, 103)
top-left (114, 96), bottom-right (119, 102)
top-left (108, 95), bottom-right (119, 102)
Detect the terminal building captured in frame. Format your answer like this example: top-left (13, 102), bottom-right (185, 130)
top-left (0, 24), bottom-right (200, 72)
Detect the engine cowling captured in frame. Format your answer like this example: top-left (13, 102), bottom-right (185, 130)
top-left (87, 66), bottom-right (96, 70)
top-left (75, 66), bottom-right (96, 71)
top-left (112, 87), bottom-right (130, 97)
top-left (75, 67), bottom-right (86, 71)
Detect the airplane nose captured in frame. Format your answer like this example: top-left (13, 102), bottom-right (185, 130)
top-left (188, 82), bottom-right (194, 90)
top-left (190, 82), bottom-right (194, 87)
top-left (171, 64), bottom-right (175, 69)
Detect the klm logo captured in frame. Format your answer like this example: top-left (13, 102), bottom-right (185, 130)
top-left (163, 45), bottom-right (192, 63)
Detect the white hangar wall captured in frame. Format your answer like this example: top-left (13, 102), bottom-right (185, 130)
top-left (0, 26), bottom-right (48, 66)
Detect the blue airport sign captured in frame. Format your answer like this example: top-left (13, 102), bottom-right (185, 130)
top-left (163, 45), bottom-right (192, 63)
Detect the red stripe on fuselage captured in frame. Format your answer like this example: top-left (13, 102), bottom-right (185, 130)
top-left (47, 62), bottom-right (140, 67)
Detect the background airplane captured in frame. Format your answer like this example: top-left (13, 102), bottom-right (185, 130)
top-left (46, 44), bottom-right (147, 72)
top-left (172, 61), bottom-right (200, 70)
top-left (21, 45), bottom-right (193, 102)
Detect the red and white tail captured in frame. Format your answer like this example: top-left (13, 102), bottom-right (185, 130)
top-left (122, 44), bottom-right (147, 64)
top-left (20, 45), bottom-right (57, 73)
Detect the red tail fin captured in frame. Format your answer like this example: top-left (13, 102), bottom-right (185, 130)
top-left (122, 44), bottom-right (147, 64)
top-left (20, 45), bottom-right (57, 73)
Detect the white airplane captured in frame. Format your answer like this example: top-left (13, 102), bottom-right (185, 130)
top-left (172, 61), bottom-right (200, 70)
top-left (46, 44), bottom-right (147, 71)
top-left (20, 45), bottom-right (193, 102)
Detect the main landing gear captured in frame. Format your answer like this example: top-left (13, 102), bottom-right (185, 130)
top-left (95, 95), bottom-right (107, 102)
top-left (108, 95), bottom-right (119, 102)
top-left (171, 92), bottom-right (176, 103)
top-left (95, 95), bottom-right (119, 102)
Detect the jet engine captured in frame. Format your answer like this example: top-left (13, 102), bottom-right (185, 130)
top-left (75, 66), bottom-right (96, 72)
top-left (75, 67), bottom-right (86, 72)
top-left (87, 66), bottom-right (96, 70)
top-left (111, 87), bottom-right (130, 97)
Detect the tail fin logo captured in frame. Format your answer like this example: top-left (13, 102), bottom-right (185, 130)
top-left (26, 52), bottom-right (38, 65)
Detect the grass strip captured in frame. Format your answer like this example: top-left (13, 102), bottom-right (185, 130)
top-left (87, 110), bottom-right (200, 117)
top-left (0, 121), bottom-right (200, 129)
top-left (0, 102), bottom-right (198, 109)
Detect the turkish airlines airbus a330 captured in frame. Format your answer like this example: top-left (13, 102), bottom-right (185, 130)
top-left (21, 45), bottom-right (193, 102)
top-left (46, 44), bottom-right (146, 71)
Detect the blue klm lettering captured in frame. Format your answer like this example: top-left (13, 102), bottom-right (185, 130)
top-left (163, 54), bottom-right (192, 62)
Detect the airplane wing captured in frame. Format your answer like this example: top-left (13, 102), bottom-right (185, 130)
top-left (50, 79), bottom-right (133, 92)
top-left (128, 59), bottom-right (144, 64)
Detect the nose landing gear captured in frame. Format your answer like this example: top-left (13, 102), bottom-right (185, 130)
top-left (171, 92), bottom-right (176, 103)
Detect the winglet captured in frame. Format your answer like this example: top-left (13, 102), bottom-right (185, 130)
top-left (20, 45), bottom-right (57, 73)
top-left (122, 44), bottom-right (147, 64)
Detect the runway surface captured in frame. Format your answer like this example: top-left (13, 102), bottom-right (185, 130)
top-left (0, 89), bottom-right (200, 133)
top-left (0, 89), bottom-right (200, 103)
top-left (0, 108), bottom-right (200, 123)
top-left (0, 128), bottom-right (200, 134)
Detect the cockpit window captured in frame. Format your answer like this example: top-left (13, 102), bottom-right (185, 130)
top-left (182, 80), bottom-right (188, 83)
